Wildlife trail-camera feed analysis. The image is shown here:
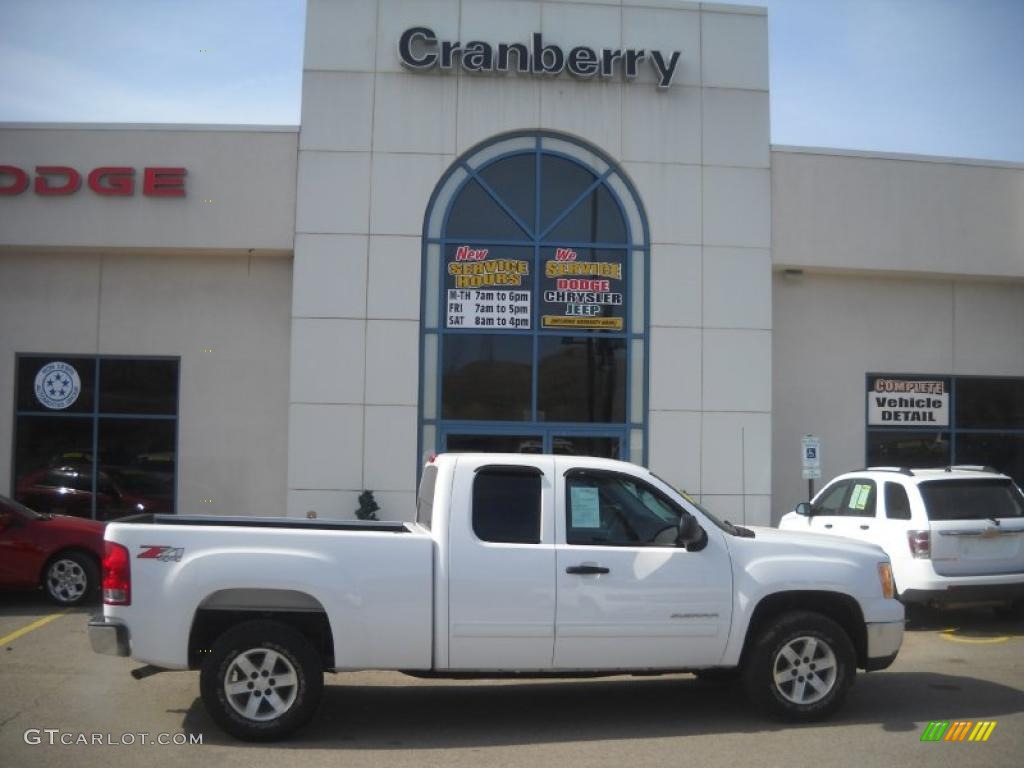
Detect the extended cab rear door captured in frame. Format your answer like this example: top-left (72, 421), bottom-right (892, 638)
top-left (446, 456), bottom-right (556, 670)
top-left (552, 462), bottom-right (733, 669)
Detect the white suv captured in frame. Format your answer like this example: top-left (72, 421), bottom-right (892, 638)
top-left (779, 467), bottom-right (1024, 615)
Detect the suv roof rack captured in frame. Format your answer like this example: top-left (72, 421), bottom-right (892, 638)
top-left (863, 466), bottom-right (915, 476)
top-left (944, 465), bottom-right (1001, 474)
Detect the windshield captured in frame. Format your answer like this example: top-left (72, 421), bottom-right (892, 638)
top-left (919, 479), bottom-right (1024, 521)
top-left (649, 472), bottom-right (742, 535)
top-left (0, 494), bottom-right (45, 520)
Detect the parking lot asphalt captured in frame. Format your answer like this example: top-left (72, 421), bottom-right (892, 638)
top-left (1, 593), bottom-right (1022, 768)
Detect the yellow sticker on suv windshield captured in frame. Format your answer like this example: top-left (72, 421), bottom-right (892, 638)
top-left (849, 484), bottom-right (872, 510)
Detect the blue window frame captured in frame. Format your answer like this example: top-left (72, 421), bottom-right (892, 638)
top-left (12, 354), bottom-right (180, 520)
top-left (419, 133), bottom-right (650, 466)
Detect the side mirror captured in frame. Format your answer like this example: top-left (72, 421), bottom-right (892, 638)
top-left (794, 502), bottom-right (812, 517)
top-left (677, 513), bottom-right (708, 552)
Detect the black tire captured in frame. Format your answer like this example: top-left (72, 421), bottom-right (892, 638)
top-left (200, 620), bottom-right (324, 741)
top-left (42, 551), bottom-right (98, 606)
top-left (742, 610), bottom-right (856, 722)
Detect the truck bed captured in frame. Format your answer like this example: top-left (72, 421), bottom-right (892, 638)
top-left (117, 513), bottom-right (412, 533)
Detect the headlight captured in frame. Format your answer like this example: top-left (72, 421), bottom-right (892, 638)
top-left (878, 562), bottom-right (896, 599)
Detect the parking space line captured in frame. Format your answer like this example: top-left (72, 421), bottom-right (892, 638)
top-left (0, 611), bottom-right (67, 646)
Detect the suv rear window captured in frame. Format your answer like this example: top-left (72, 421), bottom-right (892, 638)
top-left (918, 479), bottom-right (1024, 521)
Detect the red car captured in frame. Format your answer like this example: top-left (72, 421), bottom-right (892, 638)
top-left (0, 494), bottom-right (106, 606)
top-left (16, 465), bottom-right (172, 521)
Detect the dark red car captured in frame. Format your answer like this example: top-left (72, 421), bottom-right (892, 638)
top-left (15, 465), bottom-right (172, 521)
top-left (0, 494), bottom-right (106, 606)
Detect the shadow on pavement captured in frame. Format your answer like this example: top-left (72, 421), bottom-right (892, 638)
top-left (179, 669), bottom-right (1024, 749)
top-left (905, 604), bottom-right (1024, 638)
top-left (0, 591), bottom-right (95, 618)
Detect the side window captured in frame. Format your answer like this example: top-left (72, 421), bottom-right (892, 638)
top-left (812, 481), bottom-right (850, 516)
top-left (566, 471), bottom-right (682, 547)
top-left (885, 482), bottom-right (912, 520)
top-left (472, 468), bottom-right (541, 544)
top-left (843, 480), bottom-right (876, 517)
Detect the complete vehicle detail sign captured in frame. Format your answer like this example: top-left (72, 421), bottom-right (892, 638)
top-left (399, 27), bottom-right (682, 88)
top-left (868, 377), bottom-right (949, 426)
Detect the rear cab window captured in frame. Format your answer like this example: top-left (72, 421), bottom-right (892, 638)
top-left (919, 479), bottom-right (1024, 521)
top-left (472, 467), bottom-right (542, 544)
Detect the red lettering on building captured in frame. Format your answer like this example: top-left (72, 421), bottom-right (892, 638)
top-left (455, 245), bottom-right (489, 261)
top-left (554, 248), bottom-right (578, 261)
top-left (88, 167), bottom-right (135, 196)
top-left (0, 165), bottom-right (187, 197)
top-left (143, 167), bottom-right (186, 197)
top-left (0, 165), bottom-right (30, 195)
top-left (34, 166), bottom-right (82, 195)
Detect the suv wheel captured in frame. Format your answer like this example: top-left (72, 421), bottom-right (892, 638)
top-left (200, 620), bottom-right (323, 741)
top-left (743, 610), bottom-right (855, 721)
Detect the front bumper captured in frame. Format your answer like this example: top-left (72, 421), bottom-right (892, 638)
top-left (865, 619), bottom-right (903, 671)
top-left (88, 615), bottom-right (130, 657)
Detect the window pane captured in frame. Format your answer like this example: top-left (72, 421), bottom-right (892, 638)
top-left (841, 480), bottom-right (876, 518)
top-left (442, 335), bottom-right (532, 420)
top-left (446, 179), bottom-right (529, 240)
top-left (14, 415), bottom-right (95, 518)
top-left (957, 378), bottom-right (1024, 429)
top-left (99, 359), bottom-right (178, 414)
top-left (545, 183), bottom-right (626, 244)
top-left (885, 482), bottom-right (912, 520)
top-left (540, 248), bottom-right (626, 332)
top-left (17, 356), bottom-right (95, 414)
top-left (552, 436), bottom-right (620, 459)
top-left (812, 481), bottom-right (850, 515)
top-left (538, 337), bottom-right (625, 422)
top-left (472, 471), bottom-right (541, 544)
top-left (955, 433), bottom-right (1024, 488)
top-left (478, 153), bottom-right (536, 235)
top-left (98, 418), bottom-right (176, 516)
top-left (445, 244), bottom-right (532, 331)
top-left (565, 472), bottom-right (681, 546)
top-left (540, 155), bottom-right (597, 233)
top-left (919, 479), bottom-right (1024, 521)
top-left (867, 431), bottom-right (950, 469)
top-left (447, 434), bottom-right (543, 453)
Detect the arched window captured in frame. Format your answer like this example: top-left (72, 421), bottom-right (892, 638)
top-left (419, 133), bottom-right (649, 463)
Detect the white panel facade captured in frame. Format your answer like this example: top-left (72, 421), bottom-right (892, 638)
top-left (290, 0), bottom-right (773, 521)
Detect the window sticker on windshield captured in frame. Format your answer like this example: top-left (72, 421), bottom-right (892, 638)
top-left (850, 484), bottom-right (871, 510)
top-left (570, 486), bottom-right (601, 528)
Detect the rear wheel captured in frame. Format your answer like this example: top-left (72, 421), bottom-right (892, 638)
top-left (742, 611), bottom-right (855, 721)
top-left (43, 552), bottom-right (97, 606)
top-left (200, 620), bottom-right (323, 741)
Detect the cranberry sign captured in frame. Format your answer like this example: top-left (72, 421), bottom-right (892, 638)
top-left (0, 165), bottom-right (186, 197)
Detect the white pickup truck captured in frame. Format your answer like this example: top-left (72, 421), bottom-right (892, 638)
top-left (89, 453), bottom-right (904, 741)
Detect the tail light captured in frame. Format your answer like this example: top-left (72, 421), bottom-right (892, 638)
top-left (907, 530), bottom-right (931, 559)
top-left (102, 541), bottom-right (131, 605)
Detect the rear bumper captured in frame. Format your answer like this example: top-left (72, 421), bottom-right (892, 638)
top-left (88, 615), bottom-right (130, 657)
top-left (900, 582), bottom-right (1024, 606)
top-left (865, 619), bottom-right (903, 671)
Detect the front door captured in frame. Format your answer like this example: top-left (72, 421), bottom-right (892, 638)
top-left (552, 463), bottom-right (733, 669)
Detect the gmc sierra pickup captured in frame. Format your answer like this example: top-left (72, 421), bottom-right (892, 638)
top-left (90, 453), bottom-right (904, 741)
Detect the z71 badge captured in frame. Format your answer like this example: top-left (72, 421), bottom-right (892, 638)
top-left (137, 545), bottom-right (184, 562)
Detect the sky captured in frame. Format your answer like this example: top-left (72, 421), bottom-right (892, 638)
top-left (0, 0), bottom-right (1022, 163)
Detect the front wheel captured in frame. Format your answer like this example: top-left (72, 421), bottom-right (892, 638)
top-left (200, 620), bottom-right (324, 741)
top-left (742, 611), bottom-right (855, 721)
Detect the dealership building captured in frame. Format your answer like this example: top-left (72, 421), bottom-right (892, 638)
top-left (1, 0), bottom-right (1022, 525)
